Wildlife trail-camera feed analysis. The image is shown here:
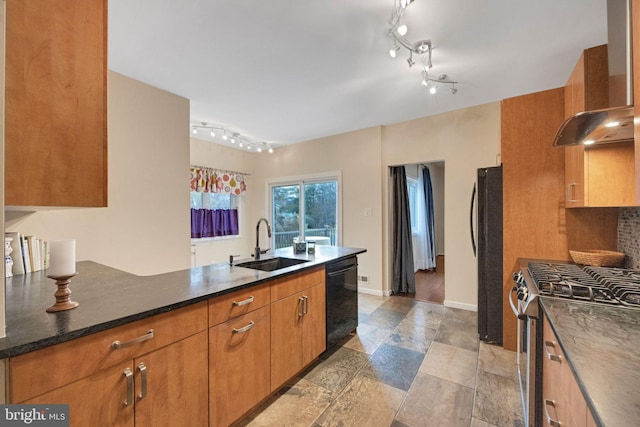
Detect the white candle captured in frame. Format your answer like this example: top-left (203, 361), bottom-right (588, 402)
top-left (49, 239), bottom-right (76, 277)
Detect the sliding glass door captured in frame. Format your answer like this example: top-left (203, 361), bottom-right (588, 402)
top-left (271, 174), bottom-right (340, 249)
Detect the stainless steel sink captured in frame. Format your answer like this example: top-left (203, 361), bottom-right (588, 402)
top-left (235, 257), bottom-right (310, 272)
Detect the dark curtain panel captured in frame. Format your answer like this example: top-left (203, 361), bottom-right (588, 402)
top-left (191, 209), bottom-right (239, 238)
top-left (422, 165), bottom-right (436, 269)
top-left (391, 166), bottom-right (415, 294)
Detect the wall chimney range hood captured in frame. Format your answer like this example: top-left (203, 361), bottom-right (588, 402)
top-left (553, 106), bottom-right (634, 147)
top-left (553, 0), bottom-right (633, 147)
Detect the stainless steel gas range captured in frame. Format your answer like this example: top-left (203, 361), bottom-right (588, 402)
top-left (510, 260), bottom-right (640, 427)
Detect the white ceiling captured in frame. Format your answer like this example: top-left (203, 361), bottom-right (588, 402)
top-left (108, 0), bottom-right (608, 147)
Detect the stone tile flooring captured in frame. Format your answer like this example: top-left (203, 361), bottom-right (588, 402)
top-left (237, 294), bottom-right (524, 427)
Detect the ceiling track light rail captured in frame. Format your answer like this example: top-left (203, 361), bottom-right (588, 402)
top-left (387, 0), bottom-right (458, 95)
top-left (190, 122), bottom-right (274, 153)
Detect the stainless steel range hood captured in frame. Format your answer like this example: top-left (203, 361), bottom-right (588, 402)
top-left (553, 105), bottom-right (634, 146)
top-left (553, 0), bottom-right (633, 147)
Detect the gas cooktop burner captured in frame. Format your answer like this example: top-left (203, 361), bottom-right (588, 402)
top-left (528, 262), bottom-right (640, 309)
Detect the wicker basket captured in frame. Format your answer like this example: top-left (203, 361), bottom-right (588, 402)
top-left (569, 250), bottom-right (625, 267)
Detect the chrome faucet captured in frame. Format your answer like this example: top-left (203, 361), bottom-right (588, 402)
top-left (255, 218), bottom-right (272, 260)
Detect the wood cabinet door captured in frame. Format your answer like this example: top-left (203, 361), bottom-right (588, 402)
top-left (26, 362), bottom-right (134, 427)
top-left (210, 306), bottom-right (271, 427)
top-left (5, 0), bottom-right (107, 207)
top-left (302, 283), bottom-right (326, 367)
top-left (565, 145), bottom-right (586, 207)
top-left (134, 332), bottom-right (208, 427)
top-left (270, 293), bottom-right (304, 391)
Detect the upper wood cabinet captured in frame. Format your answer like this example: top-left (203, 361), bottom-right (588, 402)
top-left (5, 0), bottom-right (108, 207)
top-left (563, 44), bottom-right (636, 208)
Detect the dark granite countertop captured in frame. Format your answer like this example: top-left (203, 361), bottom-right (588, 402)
top-left (540, 297), bottom-right (640, 427)
top-left (0, 246), bottom-right (365, 359)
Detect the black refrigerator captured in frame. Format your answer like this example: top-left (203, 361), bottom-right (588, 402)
top-left (473, 165), bottom-right (503, 344)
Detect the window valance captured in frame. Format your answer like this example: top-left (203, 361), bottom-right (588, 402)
top-left (190, 166), bottom-right (247, 195)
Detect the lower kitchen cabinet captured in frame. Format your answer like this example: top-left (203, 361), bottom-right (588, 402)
top-left (27, 362), bottom-right (134, 427)
top-left (209, 305), bottom-right (271, 427)
top-left (7, 302), bottom-right (209, 427)
top-left (271, 281), bottom-right (326, 390)
top-left (25, 332), bottom-right (208, 427)
top-left (542, 315), bottom-right (595, 427)
top-left (133, 332), bottom-right (208, 427)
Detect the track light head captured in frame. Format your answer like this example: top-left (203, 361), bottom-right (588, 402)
top-left (397, 24), bottom-right (408, 36)
top-left (407, 53), bottom-right (415, 67)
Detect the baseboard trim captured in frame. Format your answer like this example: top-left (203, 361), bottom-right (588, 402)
top-left (444, 300), bottom-right (477, 311)
top-left (357, 287), bottom-right (391, 297)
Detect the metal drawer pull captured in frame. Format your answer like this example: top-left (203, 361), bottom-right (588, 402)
top-left (137, 363), bottom-right (148, 400)
top-left (233, 296), bottom-right (255, 306)
top-left (303, 296), bottom-right (309, 315)
top-left (123, 368), bottom-right (133, 406)
top-left (567, 183), bottom-right (577, 203)
top-left (232, 321), bottom-right (255, 333)
top-left (112, 329), bottom-right (155, 349)
top-left (298, 297), bottom-right (305, 317)
top-left (544, 340), bottom-right (563, 363)
top-left (544, 399), bottom-right (562, 427)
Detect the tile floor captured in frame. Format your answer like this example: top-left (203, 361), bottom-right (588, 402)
top-left (236, 294), bottom-right (524, 427)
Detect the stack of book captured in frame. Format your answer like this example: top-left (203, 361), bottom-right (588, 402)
top-left (4, 232), bottom-right (50, 275)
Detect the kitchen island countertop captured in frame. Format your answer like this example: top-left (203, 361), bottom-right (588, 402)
top-left (541, 297), bottom-right (640, 427)
top-left (0, 246), bottom-right (365, 359)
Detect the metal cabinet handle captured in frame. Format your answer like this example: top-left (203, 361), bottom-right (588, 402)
top-left (303, 296), bottom-right (309, 315)
top-left (298, 297), bottom-right (305, 317)
top-left (233, 296), bottom-right (255, 306)
top-left (567, 183), bottom-right (577, 203)
top-left (112, 329), bottom-right (155, 349)
top-left (544, 340), bottom-right (563, 363)
top-left (137, 363), bottom-right (148, 400)
top-left (544, 399), bottom-right (562, 427)
top-left (232, 321), bottom-right (255, 333)
top-left (123, 368), bottom-right (133, 406)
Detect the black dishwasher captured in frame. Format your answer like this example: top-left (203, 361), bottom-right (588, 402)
top-left (325, 256), bottom-right (358, 348)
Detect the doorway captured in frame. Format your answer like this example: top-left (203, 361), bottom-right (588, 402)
top-left (391, 162), bottom-right (445, 304)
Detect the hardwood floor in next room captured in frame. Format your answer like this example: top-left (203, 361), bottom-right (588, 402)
top-left (237, 294), bottom-right (523, 427)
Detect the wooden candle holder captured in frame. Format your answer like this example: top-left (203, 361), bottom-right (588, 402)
top-left (46, 273), bottom-right (79, 313)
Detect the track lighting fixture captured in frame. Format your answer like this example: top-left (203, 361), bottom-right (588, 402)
top-left (190, 123), bottom-right (274, 153)
top-left (387, 0), bottom-right (458, 95)
top-left (420, 72), bottom-right (458, 96)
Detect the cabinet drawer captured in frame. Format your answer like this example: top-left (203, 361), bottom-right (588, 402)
top-left (270, 267), bottom-right (325, 302)
top-left (8, 301), bottom-right (208, 403)
top-left (208, 283), bottom-right (270, 327)
top-left (209, 306), bottom-right (271, 427)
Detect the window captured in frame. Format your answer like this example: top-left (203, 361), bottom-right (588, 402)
top-left (407, 177), bottom-right (419, 234)
top-left (190, 192), bottom-right (241, 239)
top-left (190, 192), bottom-right (239, 210)
top-left (269, 173), bottom-right (341, 249)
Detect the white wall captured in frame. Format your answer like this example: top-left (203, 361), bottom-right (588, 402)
top-left (189, 137), bottom-right (257, 265)
top-left (4, 72), bottom-right (192, 276)
top-left (382, 102), bottom-right (501, 309)
top-left (252, 127), bottom-right (383, 295)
